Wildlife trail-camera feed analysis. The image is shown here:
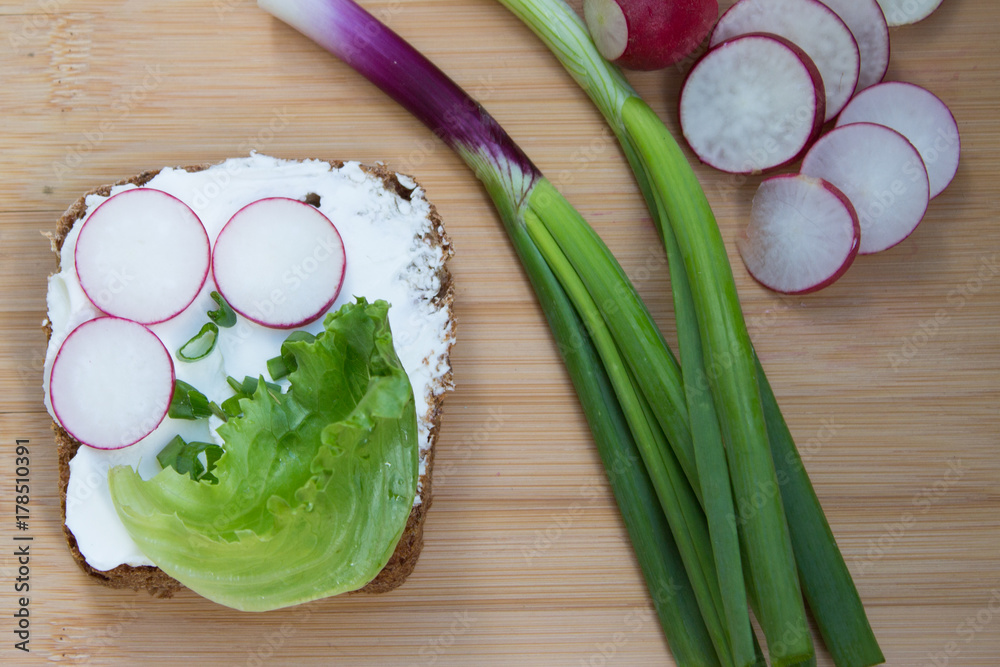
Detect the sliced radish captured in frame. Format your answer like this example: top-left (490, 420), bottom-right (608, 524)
top-left (801, 122), bottom-right (930, 254)
top-left (679, 34), bottom-right (824, 174)
top-left (710, 0), bottom-right (860, 121)
top-left (738, 174), bottom-right (859, 294)
top-left (50, 318), bottom-right (174, 450)
top-left (75, 188), bottom-right (210, 325)
top-left (817, 0), bottom-right (890, 92)
top-left (583, 0), bottom-right (718, 70)
top-left (212, 197), bottom-right (346, 329)
top-left (836, 81), bottom-right (960, 198)
top-left (875, 0), bottom-right (943, 27)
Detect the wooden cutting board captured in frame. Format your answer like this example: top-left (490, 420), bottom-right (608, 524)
top-left (2, 0), bottom-right (997, 664)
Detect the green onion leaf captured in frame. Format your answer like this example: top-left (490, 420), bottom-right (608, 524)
top-left (758, 358), bottom-right (885, 667)
top-left (177, 322), bottom-right (220, 362)
top-left (156, 434), bottom-right (224, 483)
top-left (207, 291), bottom-right (237, 328)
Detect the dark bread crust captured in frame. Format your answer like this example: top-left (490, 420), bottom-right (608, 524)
top-left (49, 159), bottom-right (453, 599)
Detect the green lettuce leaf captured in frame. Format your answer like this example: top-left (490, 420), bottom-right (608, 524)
top-left (108, 298), bottom-right (418, 611)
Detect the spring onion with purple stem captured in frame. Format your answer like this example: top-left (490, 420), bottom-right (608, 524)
top-left (493, 0), bottom-right (883, 664)
top-left (257, 0), bottom-right (725, 661)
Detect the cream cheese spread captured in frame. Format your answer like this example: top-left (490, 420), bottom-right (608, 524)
top-left (43, 154), bottom-right (453, 571)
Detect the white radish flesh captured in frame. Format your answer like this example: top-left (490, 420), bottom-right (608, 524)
top-left (875, 0), bottom-right (943, 27)
top-left (817, 0), bottom-right (890, 92)
top-left (75, 188), bottom-right (210, 325)
top-left (584, 0), bottom-right (629, 61)
top-left (212, 197), bottom-right (346, 329)
top-left (801, 122), bottom-right (929, 254)
top-left (836, 81), bottom-right (960, 198)
top-left (738, 174), bottom-right (859, 294)
top-left (50, 318), bottom-right (174, 450)
top-left (680, 34), bottom-right (824, 174)
top-left (710, 0), bottom-right (860, 121)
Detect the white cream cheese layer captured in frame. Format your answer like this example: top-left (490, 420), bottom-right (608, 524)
top-left (43, 155), bottom-right (453, 571)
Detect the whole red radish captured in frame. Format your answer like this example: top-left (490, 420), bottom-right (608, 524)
top-left (585, 0), bottom-right (719, 71)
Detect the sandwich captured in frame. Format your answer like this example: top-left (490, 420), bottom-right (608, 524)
top-left (43, 154), bottom-right (454, 611)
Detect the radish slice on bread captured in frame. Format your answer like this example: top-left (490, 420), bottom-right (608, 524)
top-left (816, 0), bottom-right (890, 93)
top-left (680, 33), bottom-right (824, 174)
top-left (836, 81), bottom-right (960, 198)
top-left (710, 0), bottom-right (860, 121)
top-left (50, 318), bottom-right (175, 450)
top-left (738, 174), bottom-right (859, 294)
top-left (212, 197), bottom-right (346, 329)
top-left (75, 188), bottom-right (210, 325)
top-left (801, 122), bottom-right (930, 254)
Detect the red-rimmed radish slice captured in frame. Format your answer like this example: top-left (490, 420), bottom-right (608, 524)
top-left (75, 188), bottom-right (210, 325)
top-left (801, 122), bottom-right (930, 254)
top-left (875, 0), bottom-right (943, 27)
top-left (836, 81), bottom-right (960, 198)
top-left (50, 317), bottom-right (174, 450)
top-left (680, 34), bottom-right (824, 174)
top-left (817, 0), bottom-right (890, 92)
top-left (212, 197), bottom-right (346, 329)
top-left (737, 174), bottom-right (859, 294)
top-left (710, 0), bottom-right (860, 121)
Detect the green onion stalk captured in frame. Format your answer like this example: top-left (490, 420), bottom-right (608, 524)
top-left (491, 0), bottom-right (883, 665)
top-left (257, 0), bottom-right (881, 665)
top-left (258, 0), bottom-right (728, 662)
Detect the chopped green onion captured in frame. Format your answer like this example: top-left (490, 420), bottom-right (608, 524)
top-left (208, 290), bottom-right (237, 328)
top-left (224, 375), bottom-right (282, 418)
top-left (177, 322), bottom-right (220, 362)
top-left (168, 380), bottom-right (228, 422)
top-left (267, 331), bottom-right (316, 380)
top-left (169, 380), bottom-right (212, 420)
top-left (227, 375), bottom-right (281, 397)
top-left (156, 434), bottom-right (224, 483)
top-left (220, 395), bottom-right (245, 419)
top-left (266, 354), bottom-right (293, 381)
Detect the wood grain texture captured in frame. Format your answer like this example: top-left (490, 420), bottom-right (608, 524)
top-left (1, 0), bottom-right (998, 664)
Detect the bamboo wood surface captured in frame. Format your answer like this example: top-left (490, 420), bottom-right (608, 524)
top-left (1, 0), bottom-right (998, 664)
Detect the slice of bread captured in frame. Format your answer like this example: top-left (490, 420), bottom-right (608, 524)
top-left (46, 158), bottom-right (453, 599)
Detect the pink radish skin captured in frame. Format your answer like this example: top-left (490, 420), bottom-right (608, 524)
top-left (212, 197), bottom-right (346, 329)
top-left (50, 317), bottom-right (175, 450)
top-left (836, 81), bottom-right (960, 199)
top-left (584, 0), bottom-right (718, 71)
top-left (679, 33), bottom-right (824, 174)
top-left (817, 0), bottom-right (890, 92)
top-left (875, 0), bottom-right (943, 27)
top-left (738, 174), bottom-right (859, 294)
top-left (710, 0), bottom-right (860, 121)
top-left (75, 188), bottom-right (211, 325)
top-left (801, 122), bottom-right (930, 255)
